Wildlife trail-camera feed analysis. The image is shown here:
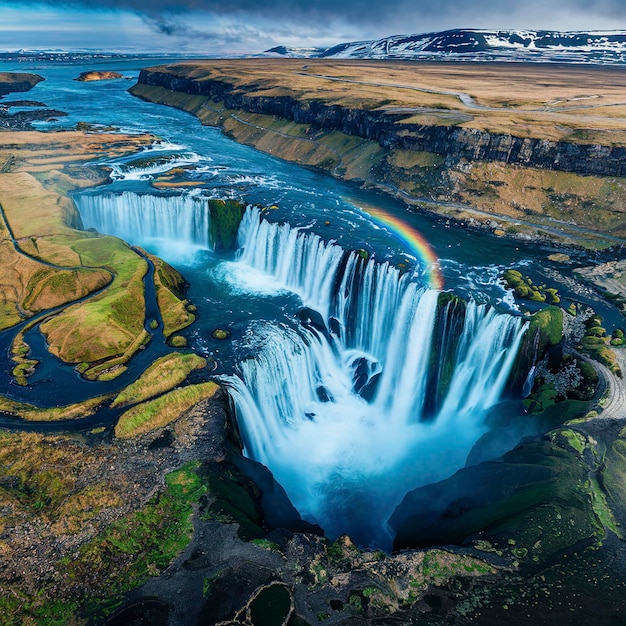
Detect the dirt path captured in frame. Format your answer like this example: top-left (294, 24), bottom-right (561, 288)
top-left (599, 349), bottom-right (626, 419)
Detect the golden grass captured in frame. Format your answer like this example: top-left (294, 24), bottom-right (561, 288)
top-left (450, 162), bottom-right (626, 237)
top-left (111, 352), bottom-right (207, 408)
top-left (146, 251), bottom-right (196, 337)
top-left (114, 381), bottom-right (219, 438)
top-left (149, 59), bottom-right (626, 145)
top-left (0, 393), bottom-right (111, 421)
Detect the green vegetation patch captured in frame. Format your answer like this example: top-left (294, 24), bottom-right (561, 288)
top-left (503, 269), bottom-right (560, 304)
top-left (63, 461), bottom-right (206, 621)
top-left (0, 393), bottom-right (111, 421)
top-left (208, 199), bottom-right (246, 250)
top-left (40, 234), bottom-right (147, 366)
top-left (111, 352), bottom-right (206, 408)
top-left (393, 435), bottom-right (604, 563)
top-left (145, 251), bottom-right (195, 338)
top-left (579, 314), bottom-right (622, 376)
top-left (528, 306), bottom-right (564, 350)
top-left (114, 381), bottom-right (219, 438)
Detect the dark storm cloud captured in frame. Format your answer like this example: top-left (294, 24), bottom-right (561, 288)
top-left (8, 0), bottom-right (626, 42)
top-left (15, 0), bottom-right (626, 23)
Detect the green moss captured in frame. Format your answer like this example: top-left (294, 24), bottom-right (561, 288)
top-left (523, 382), bottom-right (558, 413)
top-left (394, 437), bottom-right (604, 561)
top-left (580, 336), bottom-right (621, 376)
top-left (529, 306), bottom-right (564, 350)
top-left (208, 199), bottom-right (246, 250)
top-left (251, 538), bottom-right (279, 551)
top-left (553, 429), bottom-right (586, 455)
top-left (503, 269), bottom-right (561, 305)
top-left (61, 461), bottom-right (206, 621)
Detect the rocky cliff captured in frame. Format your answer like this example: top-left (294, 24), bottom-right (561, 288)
top-left (0, 72), bottom-right (44, 96)
top-left (137, 69), bottom-right (626, 178)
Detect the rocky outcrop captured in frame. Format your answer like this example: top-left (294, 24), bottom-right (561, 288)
top-left (0, 72), bottom-right (43, 96)
top-left (136, 69), bottom-right (626, 177)
top-left (75, 70), bottom-right (125, 82)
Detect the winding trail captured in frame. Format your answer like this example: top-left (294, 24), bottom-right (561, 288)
top-left (597, 349), bottom-right (626, 419)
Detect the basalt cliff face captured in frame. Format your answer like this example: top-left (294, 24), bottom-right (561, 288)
top-left (137, 69), bottom-right (626, 178)
top-left (132, 65), bottom-right (626, 244)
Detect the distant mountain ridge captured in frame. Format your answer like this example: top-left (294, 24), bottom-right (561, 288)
top-left (264, 29), bottom-right (626, 64)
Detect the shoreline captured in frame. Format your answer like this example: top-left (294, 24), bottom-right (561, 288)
top-left (129, 68), bottom-right (626, 252)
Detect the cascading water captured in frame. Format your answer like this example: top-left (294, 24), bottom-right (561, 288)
top-left (75, 191), bottom-right (212, 256)
top-left (226, 209), bottom-right (527, 548)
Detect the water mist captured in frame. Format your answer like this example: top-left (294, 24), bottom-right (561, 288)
top-left (226, 209), bottom-right (526, 547)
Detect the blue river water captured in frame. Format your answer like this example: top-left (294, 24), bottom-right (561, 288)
top-left (1, 55), bottom-right (621, 543)
top-left (0, 55), bottom-right (617, 409)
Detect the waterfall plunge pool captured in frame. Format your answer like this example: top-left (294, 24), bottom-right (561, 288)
top-left (77, 191), bottom-right (531, 548)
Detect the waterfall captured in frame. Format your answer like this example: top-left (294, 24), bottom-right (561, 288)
top-left (236, 208), bottom-right (345, 320)
top-left (76, 191), bottom-right (212, 254)
top-left (227, 209), bottom-right (527, 547)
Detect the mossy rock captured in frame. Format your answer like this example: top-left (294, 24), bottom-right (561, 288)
top-left (211, 328), bottom-right (231, 340)
top-left (391, 434), bottom-right (603, 563)
top-left (503, 269), bottom-right (560, 305)
top-left (208, 199), bottom-right (246, 250)
top-left (168, 335), bottom-right (188, 348)
top-left (529, 306), bottom-right (564, 349)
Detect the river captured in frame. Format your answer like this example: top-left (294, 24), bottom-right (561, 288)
top-left (0, 54), bottom-right (619, 545)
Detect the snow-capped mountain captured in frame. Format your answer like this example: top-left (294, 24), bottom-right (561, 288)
top-left (261, 46), bottom-right (328, 58)
top-left (265, 29), bottom-right (626, 64)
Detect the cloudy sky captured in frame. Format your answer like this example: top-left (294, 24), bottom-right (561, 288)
top-left (1, 0), bottom-right (626, 53)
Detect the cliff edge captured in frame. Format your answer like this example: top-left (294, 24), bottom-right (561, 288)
top-left (131, 60), bottom-right (626, 246)
top-left (0, 72), bottom-right (44, 96)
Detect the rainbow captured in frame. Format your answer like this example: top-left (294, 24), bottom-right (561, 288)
top-left (350, 201), bottom-right (444, 290)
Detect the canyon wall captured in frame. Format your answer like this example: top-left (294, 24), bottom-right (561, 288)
top-left (137, 69), bottom-right (626, 177)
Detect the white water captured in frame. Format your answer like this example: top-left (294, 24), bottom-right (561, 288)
top-left (76, 191), bottom-right (212, 260)
top-left (227, 209), bottom-right (527, 547)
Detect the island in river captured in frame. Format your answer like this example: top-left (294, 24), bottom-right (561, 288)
top-left (75, 71), bottom-right (126, 82)
top-left (0, 62), bottom-right (626, 626)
